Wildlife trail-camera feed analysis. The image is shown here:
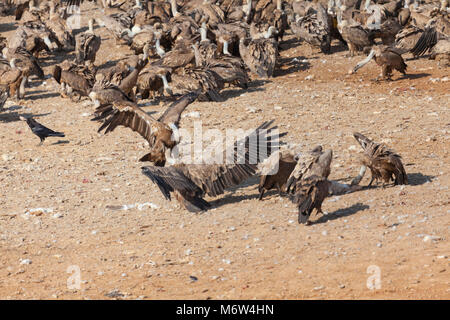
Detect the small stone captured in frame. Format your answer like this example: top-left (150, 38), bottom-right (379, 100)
top-left (20, 259), bottom-right (32, 265)
top-left (313, 286), bottom-right (324, 291)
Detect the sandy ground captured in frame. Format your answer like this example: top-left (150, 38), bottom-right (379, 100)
top-left (0, 6), bottom-right (449, 300)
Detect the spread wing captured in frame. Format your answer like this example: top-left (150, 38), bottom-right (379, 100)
top-left (141, 120), bottom-right (286, 199)
top-left (410, 27), bottom-right (437, 57)
top-left (93, 100), bottom-right (160, 146)
top-left (157, 91), bottom-right (199, 126)
top-left (141, 166), bottom-right (202, 201)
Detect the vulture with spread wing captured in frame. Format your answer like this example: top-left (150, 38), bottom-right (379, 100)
top-left (141, 120), bottom-right (286, 212)
top-left (92, 91), bottom-right (199, 166)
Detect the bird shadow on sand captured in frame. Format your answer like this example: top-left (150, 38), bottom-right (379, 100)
top-left (25, 91), bottom-right (60, 101)
top-left (402, 73), bottom-right (431, 80)
top-left (0, 112), bottom-right (51, 123)
top-left (274, 55), bottom-right (310, 77)
top-left (208, 192), bottom-right (262, 209)
top-left (50, 140), bottom-right (70, 145)
top-left (278, 37), bottom-right (303, 51)
top-left (407, 172), bottom-right (435, 186)
top-left (0, 22), bottom-right (16, 32)
top-left (220, 79), bottom-right (269, 100)
top-left (310, 202), bottom-right (370, 225)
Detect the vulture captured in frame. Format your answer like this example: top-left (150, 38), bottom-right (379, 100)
top-left (285, 146), bottom-right (332, 194)
top-left (89, 78), bottom-right (133, 110)
top-left (291, 175), bottom-right (331, 224)
top-left (351, 132), bottom-right (408, 187)
top-left (20, 116), bottom-right (65, 145)
top-left (238, 27), bottom-right (278, 78)
top-left (430, 38), bottom-right (450, 66)
top-left (136, 63), bottom-right (172, 99)
top-left (351, 45), bottom-right (407, 80)
top-left (290, 3), bottom-right (331, 54)
top-left (285, 146), bottom-right (333, 224)
top-left (45, 0), bottom-right (75, 52)
top-left (0, 89), bottom-right (8, 112)
top-left (2, 47), bottom-right (45, 98)
top-left (141, 120), bottom-right (285, 212)
top-left (169, 67), bottom-right (225, 101)
top-left (92, 91), bottom-right (199, 166)
top-left (257, 149), bottom-right (297, 200)
top-left (52, 61), bottom-right (96, 100)
top-left (75, 18), bottom-right (101, 65)
top-left (0, 57), bottom-right (24, 100)
top-left (336, 14), bottom-right (374, 56)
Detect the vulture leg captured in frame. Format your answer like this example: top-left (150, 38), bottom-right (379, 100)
top-left (19, 76), bottom-right (27, 99)
top-left (258, 188), bottom-right (265, 200)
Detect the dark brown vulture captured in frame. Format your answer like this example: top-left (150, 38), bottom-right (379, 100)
top-left (257, 149), bottom-right (297, 200)
top-left (285, 146), bottom-right (333, 224)
top-left (351, 45), bottom-right (407, 80)
top-left (141, 120), bottom-right (286, 212)
top-left (351, 132), bottom-right (408, 187)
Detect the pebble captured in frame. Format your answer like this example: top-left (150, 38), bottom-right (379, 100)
top-left (313, 286), bottom-right (324, 291)
top-left (20, 259), bottom-right (32, 265)
top-left (2, 154), bottom-right (14, 161)
top-left (423, 235), bottom-right (441, 242)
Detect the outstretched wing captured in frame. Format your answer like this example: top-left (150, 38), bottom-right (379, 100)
top-left (142, 121), bottom-right (286, 199)
top-left (158, 91), bottom-right (199, 126)
top-left (183, 120), bottom-right (286, 197)
top-left (410, 27), bottom-right (437, 57)
top-left (141, 166), bottom-right (202, 201)
top-left (93, 100), bottom-right (160, 146)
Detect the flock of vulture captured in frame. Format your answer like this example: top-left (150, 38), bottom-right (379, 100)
top-left (0, 0), bottom-right (446, 224)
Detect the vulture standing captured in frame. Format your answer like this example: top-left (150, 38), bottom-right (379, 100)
top-left (351, 45), bottom-right (407, 80)
top-left (238, 26), bottom-right (278, 78)
top-left (141, 120), bottom-right (285, 212)
top-left (351, 132), bottom-right (408, 187)
top-left (258, 149), bottom-right (297, 200)
top-left (75, 18), bottom-right (101, 65)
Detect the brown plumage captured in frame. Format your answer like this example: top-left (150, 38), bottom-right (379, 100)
top-left (291, 3), bottom-right (331, 53)
top-left (141, 120), bottom-right (285, 212)
top-left (0, 57), bottom-right (24, 99)
top-left (291, 175), bottom-right (331, 224)
top-left (285, 146), bottom-right (332, 193)
top-left (136, 63), bottom-right (172, 99)
top-left (284, 146), bottom-right (333, 224)
top-left (239, 30), bottom-right (278, 78)
top-left (170, 66), bottom-right (224, 101)
top-left (75, 18), bottom-right (101, 65)
top-left (351, 45), bottom-right (407, 80)
top-left (52, 62), bottom-right (95, 99)
top-left (430, 39), bottom-right (450, 66)
top-left (258, 150), bottom-right (296, 200)
top-left (0, 88), bottom-right (8, 112)
top-left (352, 132), bottom-right (408, 187)
top-left (92, 91), bottom-right (199, 166)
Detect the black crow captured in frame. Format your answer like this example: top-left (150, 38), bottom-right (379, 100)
top-left (20, 116), bottom-right (65, 145)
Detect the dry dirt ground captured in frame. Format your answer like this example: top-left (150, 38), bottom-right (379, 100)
top-left (0, 6), bottom-right (449, 300)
